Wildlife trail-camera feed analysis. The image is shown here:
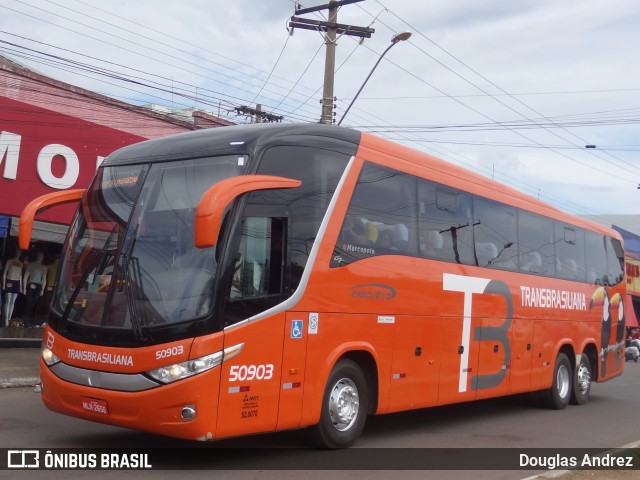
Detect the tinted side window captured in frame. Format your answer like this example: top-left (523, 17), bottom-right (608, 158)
top-left (554, 223), bottom-right (586, 281)
top-left (334, 163), bottom-right (418, 266)
top-left (584, 232), bottom-right (608, 285)
top-left (418, 180), bottom-right (474, 265)
top-left (256, 146), bottom-right (349, 287)
top-left (606, 237), bottom-right (625, 286)
top-left (473, 197), bottom-right (518, 270)
top-left (223, 146), bottom-right (349, 325)
top-left (518, 211), bottom-right (555, 276)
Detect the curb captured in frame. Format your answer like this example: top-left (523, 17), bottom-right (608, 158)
top-left (0, 377), bottom-right (40, 389)
top-left (0, 338), bottom-right (42, 348)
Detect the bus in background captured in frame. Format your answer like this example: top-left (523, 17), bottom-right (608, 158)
top-left (20, 124), bottom-right (626, 448)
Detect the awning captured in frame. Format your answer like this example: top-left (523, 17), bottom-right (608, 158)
top-left (626, 294), bottom-right (639, 328)
top-left (9, 217), bottom-right (68, 244)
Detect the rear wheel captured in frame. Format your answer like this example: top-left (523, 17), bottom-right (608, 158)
top-left (313, 359), bottom-right (369, 449)
top-left (570, 354), bottom-right (592, 405)
top-left (540, 353), bottom-right (572, 409)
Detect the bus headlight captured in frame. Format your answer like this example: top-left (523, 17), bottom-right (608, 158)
top-left (146, 351), bottom-right (223, 384)
top-left (42, 347), bottom-right (60, 366)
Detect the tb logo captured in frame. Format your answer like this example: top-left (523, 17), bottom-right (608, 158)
top-left (443, 273), bottom-right (513, 393)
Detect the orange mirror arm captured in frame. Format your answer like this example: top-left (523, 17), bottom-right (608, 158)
top-left (19, 189), bottom-right (85, 249)
top-left (195, 175), bottom-right (301, 248)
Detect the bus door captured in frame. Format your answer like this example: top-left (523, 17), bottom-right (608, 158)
top-left (215, 216), bottom-right (288, 438)
top-left (388, 316), bottom-right (441, 411)
top-left (276, 311), bottom-right (310, 430)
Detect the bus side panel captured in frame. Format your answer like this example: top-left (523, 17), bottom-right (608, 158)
top-left (388, 316), bottom-right (441, 411)
top-left (215, 313), bottom-right (285, 439)
top-left (602, 302), bottom-right (626, 380)
top-left (530, 319), bottom-right (547, 390)
top-left (510, 318), bottom-right (534, 394)
top-left (475, 316), bottom-right (512, 400)
top-left (276, 313), bottom-right (309, 430)
top-left (437, 313), bottom-right (480, 405)
top-left (299, 313), bottom-right (393, 426)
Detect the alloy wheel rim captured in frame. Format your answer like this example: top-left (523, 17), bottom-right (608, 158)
top-left (328, 377), bottom-right (360, 432)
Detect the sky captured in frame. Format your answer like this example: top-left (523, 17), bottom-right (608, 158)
top-left (1, 0), bottom-right (639, 225)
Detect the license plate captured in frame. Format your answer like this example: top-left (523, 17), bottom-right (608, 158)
top-left (81, 397), bottom-right (108, 415)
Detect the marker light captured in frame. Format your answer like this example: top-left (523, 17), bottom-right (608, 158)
top-left (42, 347), bottom-right (60, 366)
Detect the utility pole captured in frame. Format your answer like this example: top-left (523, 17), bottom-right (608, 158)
top-left (289, 0), bottom-right (374, 124)
top-left (322, 3), bottom-right (337, 125)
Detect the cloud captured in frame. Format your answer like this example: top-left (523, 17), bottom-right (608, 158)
top-left (0, 0), bottom-right (638, 216)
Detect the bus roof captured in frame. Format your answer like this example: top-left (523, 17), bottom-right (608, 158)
top-left (103, 123), bottom-right (361, 166)
top-left (101, 123), bottom-right (619, 241)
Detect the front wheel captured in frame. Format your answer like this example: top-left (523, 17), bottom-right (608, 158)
top-left (313, 359), bottom-right (369, 449)
top-left (570, 354), bottom-right (592, 405)
top-left (539, 352), bottom-right (572, 410)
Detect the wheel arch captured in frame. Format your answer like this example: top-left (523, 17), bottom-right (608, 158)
top-left (301, 343), bottom-right (380, 427)
top-left (340, 350), bottom-right (379, 415)
top-left (558, 343), bottom-right (576, 371)
top-left (580, 342), bottom-right (599, 380)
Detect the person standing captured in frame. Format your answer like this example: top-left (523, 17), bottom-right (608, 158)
top-left (41, 254), bottom-right (59, 314)
top-left (22, 251), bottom-right (47, 327)
top-left (2, 250), bottom-right (23, 326)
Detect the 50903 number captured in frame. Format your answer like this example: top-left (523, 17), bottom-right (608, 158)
top-left (229, 364), bottom-right (274, 382)
top-left (155, 345), bottom-right (184, 360)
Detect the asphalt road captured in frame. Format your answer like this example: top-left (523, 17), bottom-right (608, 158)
top-left (1, 361), bottom-right (639, 480)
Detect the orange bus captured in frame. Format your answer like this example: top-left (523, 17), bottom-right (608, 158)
top-left (20, 124), bottom-right (626, 448)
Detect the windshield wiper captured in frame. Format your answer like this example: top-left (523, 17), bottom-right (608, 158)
top-left (61, 225), bottom-right (118, 325)
top-left (120, 223), bottom-right (149, 341)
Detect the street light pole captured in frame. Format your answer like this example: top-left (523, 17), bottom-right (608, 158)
top-left (337, 31), bottom-right (411, 126)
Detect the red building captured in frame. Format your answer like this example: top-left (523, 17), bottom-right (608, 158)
top-left (0, 54), bottom-right (231, 330)
top-left (0, 53), bottom-right (232, 245)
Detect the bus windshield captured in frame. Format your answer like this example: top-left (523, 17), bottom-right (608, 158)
top-left (53, 155), bottom-right (245, 341)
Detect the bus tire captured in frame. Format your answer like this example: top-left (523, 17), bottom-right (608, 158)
top-left (570, 354), bottom-right (592, 405)
top-left (540, 352), bottom-right (572, 410)
top-left (313, 359), bottom-right (369, 449)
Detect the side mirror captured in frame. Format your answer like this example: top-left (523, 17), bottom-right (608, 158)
top-left (195, 175), bottom-right (301, 248)
top-left (19, 189), bottom-right (85, 249)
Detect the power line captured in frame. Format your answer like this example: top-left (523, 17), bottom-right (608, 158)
top-left (250, 33), bottom-right (292, 106)
top-left (72, 0), bottom-right (322, 101)
top-left (358, 87), bottom-right (640, 100)
top-left (1, 2), bottom-right (321, 121)
top-left (0, 36), bottom-right (318, 123)
top-left (368, 0), bottom-right (640, 179)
